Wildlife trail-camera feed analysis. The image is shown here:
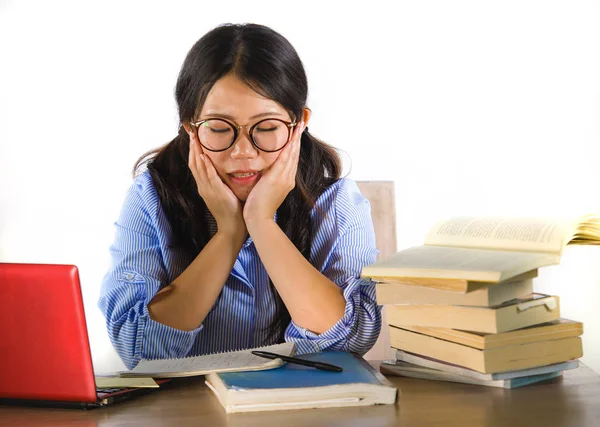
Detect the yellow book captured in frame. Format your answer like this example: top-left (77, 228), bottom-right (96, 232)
top-left (362, 214), bottom-right (600, 291)
top-left (399, 319), bottom-right (583, 350)
top-left (376, 275), bottom-right (535, 307)
top-left (389, 326), bottom-right (583, 374)
top-left (386, 293), bottom-right (560, 334)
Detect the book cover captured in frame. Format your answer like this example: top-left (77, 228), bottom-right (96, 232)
top-left (386, 294), bottom-right (560, 334)
top-left (205, 352), bottom-right (397, 413)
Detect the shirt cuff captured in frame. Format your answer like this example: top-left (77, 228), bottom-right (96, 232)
top-left (286, 277), bottom-right (366, 354)
top-left (136, 303), bottom-right (204, 362)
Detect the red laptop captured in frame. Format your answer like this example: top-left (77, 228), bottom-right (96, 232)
top-left (0, 263), bottom-right (165, 408)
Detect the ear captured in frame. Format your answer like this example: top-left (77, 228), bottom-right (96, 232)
top-left (300, 107), bottom-right (311, 127)
top-left (182, 121), bottom-right (192, 135)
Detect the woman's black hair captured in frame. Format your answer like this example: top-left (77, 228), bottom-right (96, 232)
top-left (134, 23), bottom-right (342, 343)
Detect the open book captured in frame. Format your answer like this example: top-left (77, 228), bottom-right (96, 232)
top-left (120, 342), bottom-right (295, 378)
top-left (362, 214), bottom-right (600, 290)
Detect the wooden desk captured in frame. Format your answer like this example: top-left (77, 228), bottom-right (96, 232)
top-left (1, 364), bottom-right (599, 427)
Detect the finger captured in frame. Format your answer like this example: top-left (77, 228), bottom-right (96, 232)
top-left (190, 131), bottom-right (203, 166)
top-left (287, 149), bottom-right (300, 182)
top-left (188, 134), bottom-right (200, 181)
top-left (284, 123), bottom-right (303, 180)
top-left (281, 123), bottom-right (301, 161)
top-left (293, 124), bottom-right (303, 156)
top-left (201, 153), bottom-right (225, 191)
top-left (278, 121), bottom-right (302, 161)
top-left (282, 123), bottom-right (303, 172)
top-left (189, 132), bottom-right (209, 187)
top-left (292, 120), bottom-right (305, 143)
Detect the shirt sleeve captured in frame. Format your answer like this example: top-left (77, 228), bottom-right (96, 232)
top-left (285, 179), bottom-right (382, 355)
top-left (97, 175), bottom-right (203, 369)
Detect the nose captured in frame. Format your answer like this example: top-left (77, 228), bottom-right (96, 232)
top-left (230, 130), bottom-right (258, 159)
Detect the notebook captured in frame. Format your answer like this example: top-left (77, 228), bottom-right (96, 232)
top-left (205, 352), bottom-right (398, 413)
top-left (0, 263), bottom-right (165, 409)
top-left (121, 342), bottom-right (295, 378)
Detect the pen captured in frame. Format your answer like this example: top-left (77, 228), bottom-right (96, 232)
top-left (251, 351), bottom-right (343, 372)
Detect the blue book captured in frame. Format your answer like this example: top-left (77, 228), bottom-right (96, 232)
top-left (381, 360), bottom-right (564, 388)
top-left (205, 352), bottom-right (397, 413)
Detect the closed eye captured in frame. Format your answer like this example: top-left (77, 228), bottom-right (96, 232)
top-left (255, 126), bottom-right (278, 133)
top-left (208, 127), bottom-right (232, 134)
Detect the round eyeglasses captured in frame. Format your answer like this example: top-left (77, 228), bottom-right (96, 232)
top-left (189, 118), bottom-right (297, 153)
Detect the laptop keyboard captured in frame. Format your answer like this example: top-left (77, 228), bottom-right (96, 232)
top-left (97, 388), bottom-right (123, 393)
top-left (96, 378), bottom-right (170, 399)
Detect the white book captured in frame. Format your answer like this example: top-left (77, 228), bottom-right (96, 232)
top-left (380, 360), bottom-right (563, 389)
top-left (120, 342), bottom-right (295, 378)
top-left (391, 350), bottom-right (579, 380)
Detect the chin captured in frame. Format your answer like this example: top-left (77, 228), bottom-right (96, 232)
top-left (232, 187), bottom-right (252, 202)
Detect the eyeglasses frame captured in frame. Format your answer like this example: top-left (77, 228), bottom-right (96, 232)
top-left (189, 117), bottom-right (298, 153)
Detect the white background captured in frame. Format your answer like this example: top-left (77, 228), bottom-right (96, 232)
top-left (1, 0), bottom-right (599, 374)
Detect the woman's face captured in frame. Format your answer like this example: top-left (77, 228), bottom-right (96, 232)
top-left (191, 73), bottom-right (294, 202)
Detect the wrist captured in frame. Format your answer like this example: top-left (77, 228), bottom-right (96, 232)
top-left (215, 226), bottom-right (247, 247)
top-left (245, 217), bottom-right (277, 236)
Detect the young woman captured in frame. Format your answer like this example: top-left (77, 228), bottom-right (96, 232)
top-left (98, 23), bottom-right (381, 369)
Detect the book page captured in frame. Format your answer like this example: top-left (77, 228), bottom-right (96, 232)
top-left (424, 216), bottom-right (575, 255)
top-left (573, 213), bottom-right (600, 243)
top-left (122, 342), bottom-right (295, 377)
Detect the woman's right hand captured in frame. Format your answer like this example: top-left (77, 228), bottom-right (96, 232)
top-left (188, 132), bottom-right (246, 241)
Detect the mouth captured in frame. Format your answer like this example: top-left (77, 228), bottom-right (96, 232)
top-left (228, 170), bottom-right (261, 186)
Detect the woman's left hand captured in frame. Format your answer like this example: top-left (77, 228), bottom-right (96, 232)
top-left (243, 121), bottom-right (305, 225)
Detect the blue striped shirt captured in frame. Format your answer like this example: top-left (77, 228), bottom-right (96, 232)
top-left (98, 171), bottom-right (381, 369)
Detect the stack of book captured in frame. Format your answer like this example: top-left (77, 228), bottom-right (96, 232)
top-left (361, 214), bottom-right (599, 388)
